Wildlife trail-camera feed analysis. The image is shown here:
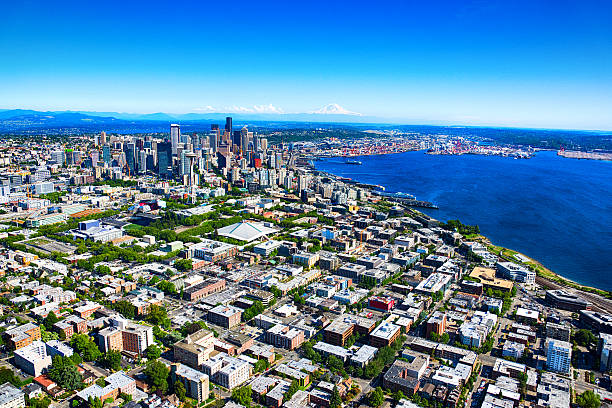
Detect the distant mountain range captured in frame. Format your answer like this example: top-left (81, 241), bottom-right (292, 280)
top-left (0, 106), bottom-right (380, 128)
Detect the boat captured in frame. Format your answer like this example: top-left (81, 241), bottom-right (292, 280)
top-left (345, 159), bottom-right (362, 165)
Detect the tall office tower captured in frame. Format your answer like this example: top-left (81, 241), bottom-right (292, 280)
top-left (146, 154), bottom-right (155, 173)
top-left (180, 150), bottom-right (189, 176)
top-left (91, 152), bottom-right (99, 168)
top-left (260, 138), bottom-right (268, 152)
top-left (180, 134), bottom-right (191, 145)
top-left (102, 145), bottom-right (111, 165)
top-left (136, 138), bottom-right (144, 151)
top-left (209, 131), bottom-right (218, 154)
top-left (232, 130), bottom-right (241, 148)
top-left (171, 124), bottom-right (181, 155)
top-left (192, 133), bottom-right (199, 148)
top-left (240, 126), bottom-right (252, 153)
top-left (225, 117), bottom-right (232, 134)
top-left (157, 142), bottom-right (173, 179)
top-left (100, 131), bottom-right (107, 145)
top-left (124, 143), bottom-right (136, 175)
top-left (93, 133), bottom-right (100, 146)
top-left (139, 150), bottom-right (148, 174)
top-left (275, 152), bottom-right (283, 169)
top-left (297, 175), bottom-right (310, 192)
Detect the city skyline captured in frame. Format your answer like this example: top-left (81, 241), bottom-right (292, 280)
top-left (2, 0), bottom-right (612, 130)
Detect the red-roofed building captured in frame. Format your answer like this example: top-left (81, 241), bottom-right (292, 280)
top-left (368, 296), bottom-right (395, 312)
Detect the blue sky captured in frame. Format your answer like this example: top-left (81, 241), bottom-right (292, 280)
top-left (1, 0), bottom-right (611, 129)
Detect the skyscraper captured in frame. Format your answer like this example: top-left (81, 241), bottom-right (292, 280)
top-left (157, 141), bottom-right (173, 179)
top-left (100, 131), bottom-right (107, 145)
top-left (124, 143), bottom-right (136, 175)
top-left (171, 124), bottom-right (181, 155)
top-left (225, 117), bottom-right (232, 134)
top-left (209, 131), bottom-right (218, 154)
top-left (102, 145), bottom-right (111, 164)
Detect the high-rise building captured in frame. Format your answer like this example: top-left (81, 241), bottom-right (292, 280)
top-left (546, 339), bottom-right (571, 374)
top-left (171, 124), bottom-right (181, 155)
top-left (157, 141), bottom-right (173, 179)
top-left (225, 117), bottom-right (232, 134)
top-left (138, 150), bottom-right (147, 174)
top-left (51, 150), bottom-right (65, 165)
top-left (102, 145), bottom-right (111, 164)
top-left (233, 130), bottom-right (241, 148)
top-left (209, 131), bottom-right (218, 154)
top-left (100, 131), bottom-right (107, 145)
top-left (124, 143), bottom-right (136, 175)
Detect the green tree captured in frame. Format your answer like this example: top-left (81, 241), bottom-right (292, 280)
top-left (111, 300), bottom-right (137, 319)
top-left (48, 355), bottom-right (83, 390)
top-left (157, 280), bottom-right (177, 295)
top-left (576, 390), bottom-right (601, 408)
top-left (146, 304), bottom-right (170, 328)
top-left (98, 351), bottom-right (122, 371)
top-left (144, 360), bottom-right (170, 394)
top-left (326, 355), bottom-right (343, 371)
top-left (368, 387), bottom-right (384, 408)
top-left (174, 259), bottom-right (193, 272)
top-left (70, 334), bottom-right (102, 361)
top-left (42, 311), bottom-right (60, 330)
top-left (0, 367), bottom-right (21, 386)
top-left (87, 396), bottom-right (103, 408)
top-left (29, 396), bottom-right (52, 408)
top-left (231, 385), bottom-right (252, 408)
top-left (254, 359), bottom-right (270, 373)
top-left (174, 381), bottom-right (186, 401)
top-left (146, 344), bottom-right (162, 360)
top-left (574, 329), bottom-right (597, 348)
top-left (285, 380), bottom-right (299, 401)
top-left (330, 386), bottom-right (342, 408)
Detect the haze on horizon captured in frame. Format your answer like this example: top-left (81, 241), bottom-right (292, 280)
top-left (1, 0), bottom-right (611, 130)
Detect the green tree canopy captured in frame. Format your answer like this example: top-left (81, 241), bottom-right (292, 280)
top-left (146, 344), bottom-right (162, 360)
top-left (70, 334), bottom-right (102, 362)
top-left (576, 390), bottom-right (601, 408)
top-left (368, 387), bottom-right (384, 408)
top-left (98, 350), bottom-right (122, 371)
top-left (231, 385), bottom-right (252, 408)
top-left (144, 360), bottom-right (169, 394)
top-left (48, 355), bottom-right (83, 390)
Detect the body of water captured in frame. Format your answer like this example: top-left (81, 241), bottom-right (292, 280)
top-left (315, 150), bottom-right (612, 290)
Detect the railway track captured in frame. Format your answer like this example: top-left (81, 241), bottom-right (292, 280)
top-left (536, 275), bottom-right (612, 315)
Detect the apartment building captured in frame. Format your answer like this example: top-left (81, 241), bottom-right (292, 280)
top-left (171, 363), bottom-right (210, 403)
top-left (207, 305), bottom-right (242, 329)
top-left (173, 329), bottom-right (215, 368)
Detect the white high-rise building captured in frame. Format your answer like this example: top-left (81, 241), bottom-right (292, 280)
top-left (171, 124), bottom-right (181, 155)
top-left (546, 339), bottom-right (571, 374)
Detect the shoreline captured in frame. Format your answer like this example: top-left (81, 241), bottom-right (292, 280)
top-left (312, 157), bottom-right (612, 300)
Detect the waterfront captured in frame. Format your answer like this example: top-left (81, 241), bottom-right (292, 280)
top-left (315, 150), bottom-right (612, 291)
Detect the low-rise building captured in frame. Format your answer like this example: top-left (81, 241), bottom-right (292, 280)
top-left (201, 353), bottom-right (252, 389)
top-left (370, 321), bottom-right (401, 348)
top-left (265, 324), bottom-right (304, 350)
top-left (207, 305), bottom-right (242, 329)
top-left (173, 329), bottom-right (215, 368)
top-left (14, 341), bottom-right (53, 377)
top-left (0, 383), bottom-right (25, 408)
top-left (545, 290), bottom-right (591, 312)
